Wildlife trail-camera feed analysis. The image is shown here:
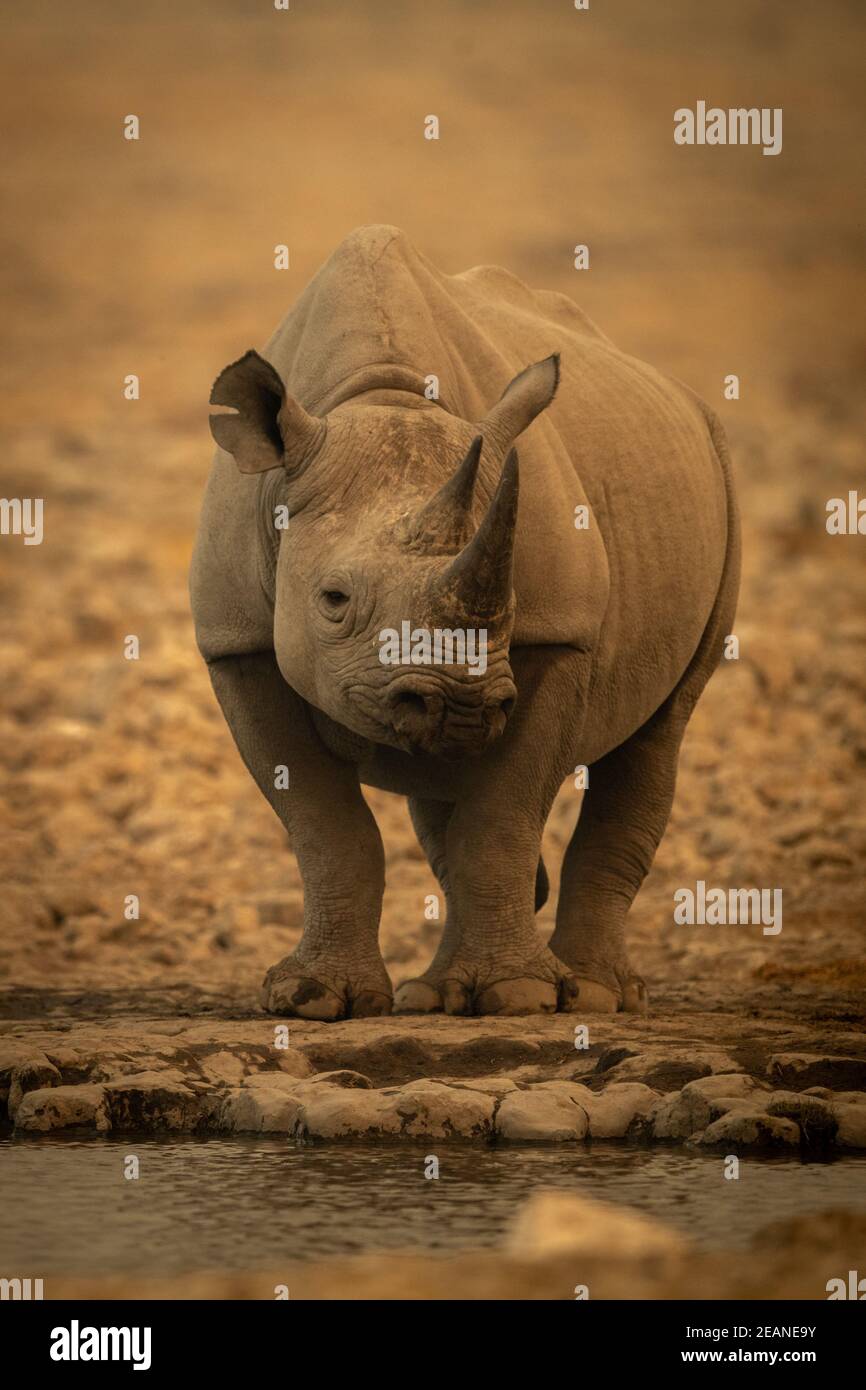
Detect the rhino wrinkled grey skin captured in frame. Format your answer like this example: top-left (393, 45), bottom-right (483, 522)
top-left (190, 226), bottom-right (740, 1020)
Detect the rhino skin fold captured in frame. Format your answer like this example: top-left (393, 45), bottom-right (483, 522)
top-left (190, 226), bottom-right (740, 1020)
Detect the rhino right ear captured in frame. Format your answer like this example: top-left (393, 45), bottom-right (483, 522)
top-left (209, 350), bottom-right (326, 475)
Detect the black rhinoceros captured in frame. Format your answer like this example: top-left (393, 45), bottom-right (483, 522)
top-left (190, 225), bottom-right (740, 1020)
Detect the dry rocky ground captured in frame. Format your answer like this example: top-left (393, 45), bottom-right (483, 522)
top-left (1, 1), bottom-right (864, 1297)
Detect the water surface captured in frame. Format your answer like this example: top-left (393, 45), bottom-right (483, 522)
top-left (1, 1137), bottom-right (864, 1275)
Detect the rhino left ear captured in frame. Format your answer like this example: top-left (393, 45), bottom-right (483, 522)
top-left (481, 353), bottom-right (560, 460)
top-left (209, 350), bottom-right (326, 475)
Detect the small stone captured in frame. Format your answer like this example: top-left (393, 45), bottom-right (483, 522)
top-left (600, 1050), bottom-right (743, 1092)
top-left (14, 1083), bottom-right (110, 1133)
top-left (382, 1081), bottom-right (495, 1139)
top-left (447, 1077), bottom-right (520, 1097)
top-left (8, 1057), bottom-right (62, 1118)
top-left (222, 1086), bottom-right (303, 1134)
top-left (276, 1049), bottom-right (314, 1079)
top-left (583, 1083), bottom-right (660, 1139)
top-left (834, 1091), bottom-right (866, 1106)
top-left (765, 1092), bottom-right (836, 1147)
top-left (243, 1072), bottom-right (303, 1092)
top-left (652, 1074), bottom-right (767, 1141)
top-left (700, 828), bottom-right (735, 857)
top-left (767, 1054), bottom-right (866, 1091)
top-left (833, 1105), bottom-right (866, 1149)
top-left (307, 1069), bottom-right (374, 1089)
top-left (496, 1087), bottom-right (588, 1142)
top-left (199, 1050), bottom-right (247, 1086)
top-left (102, 1071), bottom-right (204, 1132)
top-left (297, 1087), bottom-right (402, 1140)
top-left (695, 1109), bottom-right (800, 1150)
top-left (506, 1191), bottom-right (688, 1261)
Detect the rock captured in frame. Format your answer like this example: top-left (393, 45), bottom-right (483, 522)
top-left (506, 1191), bottom-right (688, 1261)
top-left (651, 1074), bottom-right (767, 1140)
top-left (496, 1087), bottom-right (588, 1141)
top-left (8, 1057), bottom-right (63, 1118)
top-left (305, 1069), bottom-right (374, 1089)
top-left (275, 1049), bottom-right (315, 1079)
top-left (598, 1049), bottom-right (743, 1092)
top-left (198, 1050), bottom-right (247, 1086)
top-left (765, 1091), bottom-right (837, 1143)
top-left (700, 827), bottom-right (735, 856)
top-left (385, 1081), bottom-right (495, 1138)
top-left (834, 1091), bottom-right (866, 1106)
top-left (832, 1104), bottom-right (866, 1149)
top-left (447, 1077), bottom-right (520, 1097)
top-left (297, 1080), bottom-right (495, 1140)
top-left (102, 1071), bottom-right (206, 1131)
top-left (534, 1079), bottom-right (595, 1102)
top-left (243, 1071), bottom-right (304, 1092)
top-left (767, 1054), bottom-right (866, 1091)
top-left (694, 1110), bottom-right (800, 1150)
top-left (296, 1087), bottom-right (402, 1140)
top-left (583, 1083), bottom-right (660, 1138)
top-left (689, 1073), bottom-right (767, 1101)
top-left (14, 1083), bottom-right (110, 1133)
top-left (0, 1043), bottom-right (38, 1104)
top-left (221, 1086), bottom-right (303, 1134)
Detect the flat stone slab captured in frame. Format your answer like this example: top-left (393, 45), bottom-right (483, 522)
top-left (3, 1010), bottom-right (865, 1150)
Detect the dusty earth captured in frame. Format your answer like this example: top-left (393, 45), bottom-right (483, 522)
top-left (1, 1), bottom-right (864, 1297)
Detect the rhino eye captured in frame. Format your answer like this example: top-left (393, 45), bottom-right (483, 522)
top-left (318, 586), bottom-right (352, 622)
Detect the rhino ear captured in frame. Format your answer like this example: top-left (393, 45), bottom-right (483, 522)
top-left (209, 350), bottom-right (326, 475)
top-left (481, 353), bottom-right (559, 461)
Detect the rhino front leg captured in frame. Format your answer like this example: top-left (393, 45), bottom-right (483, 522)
top-left (397, 650), bottom-right (582, 1017)
top-left (208, 652), bottom-right (391, 1019)
top-left (392, 799), bottom-right (459, 1014)
top-left (394, 798), bottom-right (552, 1014)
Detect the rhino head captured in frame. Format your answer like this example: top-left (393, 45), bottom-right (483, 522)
top-left (209, 350), bottom-right (559, 757)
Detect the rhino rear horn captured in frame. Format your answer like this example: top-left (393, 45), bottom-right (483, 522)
top-left (209, 350), bottom-right (326, 475)
top-left (407, 434), bottom-right (482, 550)
top-left (482, 353), bottom-right (559, 461)
top-left (437, 448), bottom-right (519, 619)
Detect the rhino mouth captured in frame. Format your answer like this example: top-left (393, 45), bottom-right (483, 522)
top-left (385, 671), bottom-right (517, 758)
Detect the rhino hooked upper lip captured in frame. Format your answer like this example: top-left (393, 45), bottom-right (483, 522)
top-left (385, 668), bottom-right (518, 756)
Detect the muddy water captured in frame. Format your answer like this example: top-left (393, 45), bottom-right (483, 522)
top-left (2, 1138), bottom-right (865, 1276)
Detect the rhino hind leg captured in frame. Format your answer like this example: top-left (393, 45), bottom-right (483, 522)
top-left (550, 454), bottom-right (740, 1014)
top-left (547, 695), bottom-right (691, 1014)
top-left (393, 798), bottom-right (551, 1014)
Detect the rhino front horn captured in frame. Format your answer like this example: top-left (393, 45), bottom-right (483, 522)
top-left (209, 349), bottom-right (327, 475)
top-left (438, 448), bottom-right (519, 620)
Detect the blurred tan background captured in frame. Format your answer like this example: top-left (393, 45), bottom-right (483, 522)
top-left (1, 0), bottom-right (864, 1018)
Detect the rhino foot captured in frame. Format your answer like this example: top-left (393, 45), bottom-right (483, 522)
top-left (394, 948), bottom-right (580, 1017)
top-left (262, 953), bottom-right (393, 1021)
top-left (565, 975), bottom-right (649, 1014)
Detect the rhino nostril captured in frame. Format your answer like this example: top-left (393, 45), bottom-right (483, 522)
top-left (389, 686), bottom-right (442, 735)
top-left (500, 696), bottom-right (516, 718)
top-left (392, 691), bottom-right (429, 717)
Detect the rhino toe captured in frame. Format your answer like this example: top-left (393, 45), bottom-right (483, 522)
top-left (392, 979), bottom-right (442, 1014)
top-left (261, 956), bottom-right (393, 1020)
top-left (474, 976), bottom-right (559, 1016)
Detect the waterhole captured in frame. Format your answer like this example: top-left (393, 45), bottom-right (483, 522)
top-left (2, 1138), bottom-right (865, 1276)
